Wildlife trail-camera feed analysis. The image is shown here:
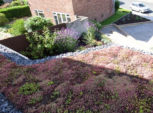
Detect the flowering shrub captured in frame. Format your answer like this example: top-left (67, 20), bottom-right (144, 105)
top-left (24, 16), bottom-right (53, 32)
top-left (55, 28), bottom-right (79, 53)
top-left (83, 21), bottom-right (97, 46)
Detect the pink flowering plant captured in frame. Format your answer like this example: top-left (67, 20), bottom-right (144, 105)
top-left (54, 28), bottom-right (79, 53)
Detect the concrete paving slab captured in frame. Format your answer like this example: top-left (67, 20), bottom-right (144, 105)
top-left (120, 23), bottom-right (153, 42)
top-left (101, 25), bottom-right (125, 36)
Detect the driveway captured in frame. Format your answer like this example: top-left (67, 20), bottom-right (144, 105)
top-left (120, 22), bottom-right (153, 47)
top-left (119, 0), bottom-right (153, 20)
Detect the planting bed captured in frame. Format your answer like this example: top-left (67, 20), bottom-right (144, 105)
top-left (114, 13), bottom-right (150, 25)
top-left (20, 32), bottom-right (107, 60)
top-left (1, 46), bottom-right (153, 112)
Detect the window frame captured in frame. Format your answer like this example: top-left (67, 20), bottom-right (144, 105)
top-left (35, 9), bottom-right (45, 17)
top-left (53, 12), bottom-right (71, 25)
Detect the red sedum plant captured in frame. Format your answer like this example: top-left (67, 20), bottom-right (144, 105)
top-left (1, 47), bottom-right (153, 112)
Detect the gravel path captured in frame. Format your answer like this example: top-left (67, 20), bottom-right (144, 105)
top-left (0, 31), bottom-right (12, 40)
top-left (0, 93), bottom-right (22, 113)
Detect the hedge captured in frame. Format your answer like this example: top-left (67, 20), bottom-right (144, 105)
top-left (115, 0), bottom-right (120, 11)
top-left (0, 5), bottom-right (31, 19)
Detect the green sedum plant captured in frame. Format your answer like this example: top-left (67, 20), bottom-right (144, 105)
top-left (0, 13), bottom-right (8, 26)
top-left (22, 27), bottom-right (56, 59)
top-left (19, 82), bottom-right (39, 95)
top-left (24, 16), bottom-right (54, 32)
top-left (28, 96), bottom-right (43, 104)
top-left (9, 19), bottom-right (26, 36)
top-left (47, 81), bottom-right (54, 86)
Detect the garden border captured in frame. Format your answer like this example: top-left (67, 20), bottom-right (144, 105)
top-left (0, 41), bottom-right (153, 66)
top-left (112, 12), bottom-right (131, 24)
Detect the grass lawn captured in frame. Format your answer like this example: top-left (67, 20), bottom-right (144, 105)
top-left (100, 8), bottom-right (131, 26)
top-left (1, 46), bottom-right (153, 112)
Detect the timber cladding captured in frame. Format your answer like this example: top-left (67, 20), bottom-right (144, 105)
top-left (0, 23), bottom-right (66, 53)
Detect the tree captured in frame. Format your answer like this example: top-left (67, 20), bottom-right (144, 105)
top-left (115, 0), bottom-right (120, 11)
top-left (0, 0), bottom-right (4, 6)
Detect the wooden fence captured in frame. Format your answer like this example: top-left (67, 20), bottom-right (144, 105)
top-left (0, 23), bottom-right (66, 53)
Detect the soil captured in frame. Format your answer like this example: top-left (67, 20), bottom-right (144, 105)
top-left (114, 13), bottom-right (150, 25)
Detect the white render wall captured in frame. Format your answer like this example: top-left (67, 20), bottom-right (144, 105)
top-left (66, 16), bottom-right (88, 36)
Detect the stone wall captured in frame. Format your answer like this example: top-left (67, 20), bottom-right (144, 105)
top-left (66, 16), bottom-right (88, 36)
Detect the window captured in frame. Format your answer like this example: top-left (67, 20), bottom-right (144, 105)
top-left (53, 12), bottom-right (71, 25)
top-left (138, 3), bottom-right (145, 7)
top-left (35, 10), bottom-right (45, 17)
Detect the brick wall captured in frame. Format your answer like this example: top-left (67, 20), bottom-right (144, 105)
top-left (28, 0), bottom-right (114, 24)
top-left (28, 0), bottom-right (75, 24)
top-left (72, 0), bottom-right (115, 22)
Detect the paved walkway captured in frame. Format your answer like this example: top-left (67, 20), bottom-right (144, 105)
top-left (101, 25), bottom-right (126, 36)
top-left (120, 23), bottom-right (153, 48)
top-left (100, 23), bottom-right (153, 52)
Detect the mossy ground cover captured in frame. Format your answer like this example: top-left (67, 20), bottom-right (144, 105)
top-left (1, 46), bottom-right (153, 113)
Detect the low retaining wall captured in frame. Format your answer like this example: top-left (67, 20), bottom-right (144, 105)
top-left (0, 23), bottom-right (66, 53)
top-left (66, 16), bottom-right (88, 35)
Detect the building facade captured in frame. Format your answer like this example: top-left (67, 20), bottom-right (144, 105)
top-left (28, 0), bottom-right (115, 24)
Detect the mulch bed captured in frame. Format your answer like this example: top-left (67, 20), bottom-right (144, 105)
top-left (114, 13), bottom-right (150, 25)
top-left (1, 46), bottom-right (153, 113)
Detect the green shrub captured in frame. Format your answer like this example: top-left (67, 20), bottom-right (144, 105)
top-left (0, 5), bottom-right (31, 19)
top-left (0, 0), bottom-right (4, 6)
top-left (83, 28), bottom-right (96, 46)
top-left (0, 13), bottom-right (9, 26)
top-left (91, 20), bottom-right (102, 31)
top-left (11, 1), bottom-right (21, 6)
top-left (24, 16), bottom-right (54, 32)
top-left (20, 0), bottom-right (28, 5)
top-left (13, 0), bottom-right (28, 5)
top-left (22, 27), bottom-right (56, 59)
top-left (19, 82), bottom-right (39, 95)
top-left (9, 19), bottom-right (26, 36)
top-left (115, 0), bottom-right (120, 11)
top-left (101, 35), bottom-right (111, 44)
